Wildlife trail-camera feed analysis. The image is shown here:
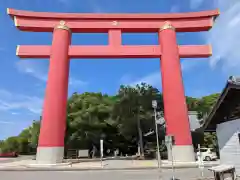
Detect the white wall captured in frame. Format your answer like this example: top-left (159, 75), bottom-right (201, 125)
top-left (216, 119), bottom-right (240, 175)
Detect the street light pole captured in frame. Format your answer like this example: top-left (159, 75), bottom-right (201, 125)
top-left (152, 100), bottom-right (161, 169)
top-left (137, 111), bottom-right (144, 158)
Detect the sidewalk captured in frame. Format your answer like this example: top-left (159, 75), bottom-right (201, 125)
top-left (0, 159), bottom-right (220, 171)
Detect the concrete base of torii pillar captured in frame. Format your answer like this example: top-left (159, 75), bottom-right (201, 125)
top-left (36, 147), bottom-right (64, 164)
top-left (167, 145), bottom-right (195, 162)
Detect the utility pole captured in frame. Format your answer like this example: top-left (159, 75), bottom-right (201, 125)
top-left (152, 100), bottom-right (161, 168)
top-left (137, 109), bottom-right (144, 158)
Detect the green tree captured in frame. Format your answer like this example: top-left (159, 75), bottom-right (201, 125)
top-left (18, 120), bottom-right (40, 152)
top-left (196, 94), bottom-right (220, 120)
top-left (203, 132), bottom-right (217, 149)
top-left (186, 96), bottom-right (199, 111)
top-left (0, 84), bottom-right (220, 156)
top-left (66, 92), bottom-right (116, 151)
top-left (0, 140), bottom-right (4, 153)
top-left (0, 136), bottom-right (19, 153)
top-left (17, 137), bottom-right (29, 153)
top-left (112, 83), bottom-right (163, 156)
top-left (28, 121), bottom-right (40, 149)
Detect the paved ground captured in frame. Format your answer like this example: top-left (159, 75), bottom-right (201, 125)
top-left (103, 159), bottom-right (219, 169)
top-left (0, 168), bottom-right (214, 180)
top-left (0, 158), bottom-right (220, 170)
top-left (0, 156), bottom-right (34, 164)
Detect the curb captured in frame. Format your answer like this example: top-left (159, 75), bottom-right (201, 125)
top-left (1, 167), bottom-right (156, 171)
top-left (0, 164), bottom-right (218, 171)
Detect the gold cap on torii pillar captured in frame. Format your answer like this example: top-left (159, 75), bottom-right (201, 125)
top-left (160, 21), bottom-right (175, 32)
top-left (55, 20), bottom-right (71, 32)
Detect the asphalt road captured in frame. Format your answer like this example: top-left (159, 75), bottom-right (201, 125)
top-left (0, 168), bottom-right (214, 180)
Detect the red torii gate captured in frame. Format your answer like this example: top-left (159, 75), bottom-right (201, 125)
top-left (8, 8), bottom-right (219, 164)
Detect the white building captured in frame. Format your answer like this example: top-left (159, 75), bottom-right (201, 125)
top-left (188, 111), bottom-right (201, 131)
top-left (203, 76), bottom-right (240, 175)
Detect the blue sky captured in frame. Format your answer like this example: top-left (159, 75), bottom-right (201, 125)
top-left (0, 0), bottom-right (240, 139)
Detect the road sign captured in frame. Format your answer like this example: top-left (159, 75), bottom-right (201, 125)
top-left (165, 135), bottom-right (175, 146)
top-left (156, 117), bottom-right (165, 125)
top-left (100, 139), bottom-right (103, 158)
top-left (152, 100), bottom-right (157, 108)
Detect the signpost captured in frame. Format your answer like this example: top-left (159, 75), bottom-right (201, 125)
top-left (152, 100), bottom-right (161, 169)
top-left (165, 135), bottom-right (175, 180)
top-left (100, 139), bottom-right (103, 167)
top-left (197, 144), bottom-right (204, 177)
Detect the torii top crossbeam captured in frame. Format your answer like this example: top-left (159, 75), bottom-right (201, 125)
top-left (8, 8), bottom-right (219, 33)
top-left (8, 8), bottom-right (219, 59)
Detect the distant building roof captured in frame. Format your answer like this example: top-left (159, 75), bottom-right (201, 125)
top-left (202, 76), bottom-right (240, 131)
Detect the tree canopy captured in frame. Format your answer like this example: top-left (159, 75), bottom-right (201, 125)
top-left (0, 83), bottom-right (219, 156)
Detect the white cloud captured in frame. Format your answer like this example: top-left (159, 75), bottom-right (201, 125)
top-left (16, 61), bottom-right (87, 87)
top-left (16, 61), bottom-right (47, 81)
top-left (69, 78), bottom-right (88, 87)
top-left (57, 0), bottom-right (73, 6)
top-left (130, 72), bottom-right (161, 87)
top-left (87, 0), bottom-right (103, 13)
top-left (208, 0), bottom-right (240, 73)
top-left (57, 0), bottom-right (102, 12)
top-left (0, 121), bottom-right (15, 125)
top-left (121, 60), bottom-right (201, 87)
top-left (119, 74), bottom-right (133, 84)
top-left (120, 72), bottom-right (161, 87)
top-left (190, 0), bottom-right (205, 9)
top-left (181, 59), bottom-right (202, 71)
top-left (170, 5), bottom-right (180, 13)
top-left (0, 89), bottom-right (43, 114)
top-left (58, 0), bottom-right (68, 3)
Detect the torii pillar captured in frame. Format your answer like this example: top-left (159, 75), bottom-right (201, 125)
top-left (36, 21), bottom-right (71, 164)
top-left (159, 22), bottom-right (195, 162)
